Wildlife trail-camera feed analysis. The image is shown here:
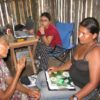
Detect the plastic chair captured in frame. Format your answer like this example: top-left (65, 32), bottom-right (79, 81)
top-left (49, 21), bottom-right (75, 64)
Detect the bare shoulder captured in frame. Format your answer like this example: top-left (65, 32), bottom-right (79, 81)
top-left (91, 45), bottom-right (100, 54)
top-left (87, 45), bottom-right (100, 59)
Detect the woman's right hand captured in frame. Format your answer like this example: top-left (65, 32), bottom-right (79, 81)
top-left (39, 26), bottom-right (45, 35)
top-left (48, 66), bottom-right (60, 72)
top-left (16, 56), bottom-right (26, 73)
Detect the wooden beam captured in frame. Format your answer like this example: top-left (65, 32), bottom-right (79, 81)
top-left (14, 0), bottom-right (20, 23)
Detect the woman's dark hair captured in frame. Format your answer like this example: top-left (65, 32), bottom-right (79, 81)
top-left (80, 17), bottom-right (100, 35)
top-left (41, 12), bottom-right (51, 21)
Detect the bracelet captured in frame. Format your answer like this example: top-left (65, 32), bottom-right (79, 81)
top-left (73, 95), bottom-right (78, 100)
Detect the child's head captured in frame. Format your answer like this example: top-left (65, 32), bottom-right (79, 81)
top-left (5, 24), bottom-right (13, 36)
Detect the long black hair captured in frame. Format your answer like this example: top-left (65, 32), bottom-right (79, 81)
top-left (80, 17), bottom-right (100, 35)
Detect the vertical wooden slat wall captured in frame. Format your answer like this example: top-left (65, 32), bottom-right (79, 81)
top-left (0, 0), bottom-right (100, 43)
top-left (0, 0), bottom-right (35, 26)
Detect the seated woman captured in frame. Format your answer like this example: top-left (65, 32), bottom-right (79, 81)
top-left (36, 17), bottom-right (100, 100)
top-left (0, 36), bottom-right (40, 100)
top-left (35, 12), bottom-right (62, 70)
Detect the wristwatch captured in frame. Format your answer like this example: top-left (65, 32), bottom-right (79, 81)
top-left (73, 95), bottom-right (78, 100)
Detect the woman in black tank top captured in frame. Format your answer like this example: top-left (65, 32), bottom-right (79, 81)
top-left (49, 17), bottom-right (100, 100)
top-left (69, 43), bottom-right (98, 88)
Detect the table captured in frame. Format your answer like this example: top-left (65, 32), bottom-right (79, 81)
top-left (9, 37), bottom-right (38, 74)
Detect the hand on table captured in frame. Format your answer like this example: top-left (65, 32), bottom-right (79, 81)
top-left (48, 66), bottom-right (60, 72)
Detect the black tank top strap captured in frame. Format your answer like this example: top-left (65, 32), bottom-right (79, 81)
top-left (83, 43), bottom-right (98, 60)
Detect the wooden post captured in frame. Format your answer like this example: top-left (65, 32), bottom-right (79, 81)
top-left (28, 46), bottom-right (37, 74)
